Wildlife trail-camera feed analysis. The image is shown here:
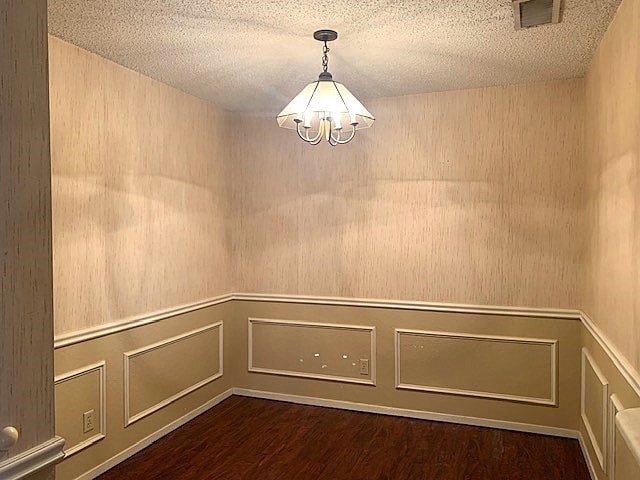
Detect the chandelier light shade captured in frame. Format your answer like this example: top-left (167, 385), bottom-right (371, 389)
top-left (277, 29), bottom-right (374, 146)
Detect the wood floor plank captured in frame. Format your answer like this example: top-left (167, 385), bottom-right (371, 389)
top-left (97, 396), bottom-right (590, 479)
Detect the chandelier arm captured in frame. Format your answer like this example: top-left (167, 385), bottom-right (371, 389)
top-left (296, 122), bottom-right (310, 142)
top-left (308, 120), bottom-right (325, 143)
top-left (296, 119), bottom-right (324, 144)
top-left (328, 121), bottom-right (338, 146)
top-left (330, 124), bottom-right (357, 145)
top-left (308, 121), bottom-right (324, 145)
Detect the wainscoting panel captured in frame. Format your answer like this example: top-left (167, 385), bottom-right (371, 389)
top-left (57, 295), bottom-right (640, 479)
top-left (124, 323), bottom-right (223, 426)
top-left (236, 300), bottom-right (582, 436)
top-left (249, 318), bottom-right (376, 385)
top-left (54, 302), bottom-right (233, 480)
top-left (581, 347), bottom-right (609, 470)
top-left (396, 329), bottom-right (557, 405)
top-left (615, 428), bottom-right (640, 480)
top-left (608, 394), bottom-right (624, 479)
top-left (54, 361), bottom-right (106, 457)
top-left (615, 408), bottom-right (640, 480)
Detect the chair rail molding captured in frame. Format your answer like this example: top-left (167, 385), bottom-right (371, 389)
top-left (54, 293), bottom-right (583, 348)
top-left (0, 436), bottom-right (65, 480)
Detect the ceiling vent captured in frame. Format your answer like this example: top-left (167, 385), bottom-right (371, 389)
top-left (512, 0), bottom-right (561, 30)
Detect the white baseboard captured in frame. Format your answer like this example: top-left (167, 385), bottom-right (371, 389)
top-left (0, 436), bottom-right (65, 480)
top-left (578, 431), bottom-right (599, 480)
top-left (232, 388), bottom-right (579, 439)
top-left (74, 388), bottom-right (233, 480)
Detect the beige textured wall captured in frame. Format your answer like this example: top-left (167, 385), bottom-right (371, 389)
top-left (232, 80), bottom-right (585, 309)
top-left (584, 0), bottom-right (640, 373)
top-left (49, 36), bottom-right (234, 335)
top-left (0, 0), bottom-right (55, 464)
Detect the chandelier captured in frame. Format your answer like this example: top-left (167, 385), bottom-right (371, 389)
top-left (277, 29), bottom-right (374, 146)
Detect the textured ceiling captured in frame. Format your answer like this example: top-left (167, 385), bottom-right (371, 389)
top-left (48, 0), bottom-right (620, 114)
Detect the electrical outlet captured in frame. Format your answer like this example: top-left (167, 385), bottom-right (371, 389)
top-left (83, 410), bottom-right (95, 433)
top-left (359, 359), bottom-right (369, 375)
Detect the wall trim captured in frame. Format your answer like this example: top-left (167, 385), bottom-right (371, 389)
top-left (123, 322), bottom-right (224, 427)
top-left (581, 311), bottom-right (640, 398)
top-left (0, 436), bottom-right (65, 480)
top-left (73, 389), bottom-right (233, 480)
top-left (581, 347), bottom-right (609, 471)
top-left (54, 361), bottom-right (107, 457)
top-left (52, 295), bottom-right (640, 404)
top-left (52, 294), bottom-right (640, 402)
top-left (235, 293), bottom-right (581, 319)
top-left (608, 394), bottom-right (625, 480)
top-left (578, 431), bottom-right (599, 480)
top-left (248, 318), bottom-right (376, 386)
top-left (54, 293), bottom-right (581, 349)
top-left (54, 293), bottom-right (233, 349)
top-left (616, 408), bottom-right (640, 470)
top-left (232, 388), bottom-right (578, 439)
top-left (395, 328), bottom-right (558, 405)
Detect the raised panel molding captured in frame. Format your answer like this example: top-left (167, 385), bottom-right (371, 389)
top-left (395, 329), bottom-right (558, 405)
top-left (581, 347), bottom-right (609, 471)
top-left (608, 394), bottom-right (625, 479)
top-left (54, 361), bottom-right (106, 456)
top-left (248, 318), bottom-right (376, 385)
top-left (123, 322), bottom-right (223, 426)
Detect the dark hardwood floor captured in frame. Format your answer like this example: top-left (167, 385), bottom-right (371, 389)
top-left (98, 396), bottom-right (590, 479)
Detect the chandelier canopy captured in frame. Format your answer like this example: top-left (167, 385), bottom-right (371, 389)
top-left (277, 29), bottom-right (374, 146)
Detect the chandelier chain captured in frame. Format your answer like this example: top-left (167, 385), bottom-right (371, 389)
top-left (322, 41), bottom-right (329, 72)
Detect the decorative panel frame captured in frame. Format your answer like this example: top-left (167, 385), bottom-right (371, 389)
top-left (124, 322), bottom-right (223, 426)
top-left (608, 394), bottom-right (625, 479)
top-left (248, 318), bottom-right (376, 385)
top-left (54, 361), bottom-right (106, 457)
top-left (395, 329), bottom-right (558, 405)
top-left (581, 347), bottom-right (609, 471)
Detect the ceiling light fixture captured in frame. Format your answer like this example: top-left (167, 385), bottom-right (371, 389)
top-left (277, 29), bottom-right (374, 146)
